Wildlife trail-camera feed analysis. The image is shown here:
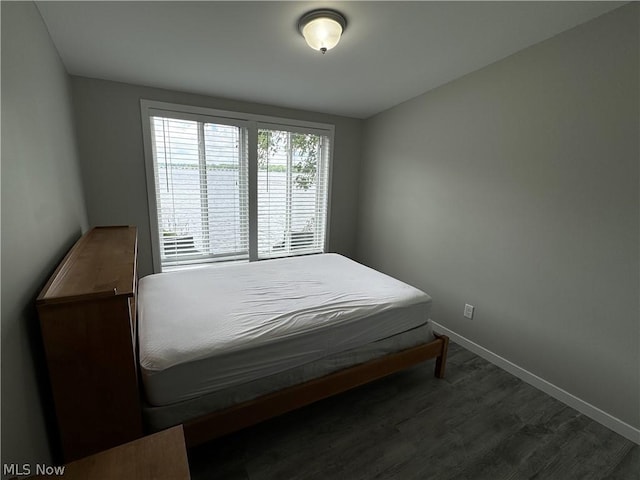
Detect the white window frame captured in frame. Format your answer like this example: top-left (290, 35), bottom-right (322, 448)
top-left (140, 99), bottom-right (334, 273)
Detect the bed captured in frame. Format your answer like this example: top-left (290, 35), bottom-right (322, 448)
top-left (138, 252), bottom-right (449, 446)
top-left (37, 227), bottom-right (448, 460)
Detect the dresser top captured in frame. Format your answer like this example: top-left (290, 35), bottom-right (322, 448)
top-left (37, 226), bottom-right (137, 305)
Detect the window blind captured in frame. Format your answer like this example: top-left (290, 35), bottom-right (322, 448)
top-left (257, 128), bottom-right (330, 259)
top-left (143, 101), bottom-right (333, 271)
top-left (150, 116), bottom-right (249, 268)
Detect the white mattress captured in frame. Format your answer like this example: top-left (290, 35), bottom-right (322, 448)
top-left (138, 253), bottom-right (431, 406)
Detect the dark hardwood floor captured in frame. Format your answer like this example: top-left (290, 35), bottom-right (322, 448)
top-left (188, 342), bottom-right (639, 479)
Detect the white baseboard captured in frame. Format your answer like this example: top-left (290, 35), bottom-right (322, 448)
top-left (431, 321), bottom-right (640, 445)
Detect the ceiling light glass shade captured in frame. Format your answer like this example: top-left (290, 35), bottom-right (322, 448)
top-left (298, 10), bottom-right (347, 54)
top-left (302, 17), bottom-right (342, 52)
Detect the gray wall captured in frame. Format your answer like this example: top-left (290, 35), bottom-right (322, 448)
top-left (1, 2), bottom-right (89, 466)
top-left (71, 77), bottom-right (363, 277)
top-left (357, 4), bottom-right (639, 429)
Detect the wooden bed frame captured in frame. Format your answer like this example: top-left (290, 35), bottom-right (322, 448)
top-left (38, 226), bottom-right (449, 460)
top-left (183, 333), bottom-right (449, 447)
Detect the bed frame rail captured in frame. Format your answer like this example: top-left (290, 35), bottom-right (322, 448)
top-left (183, 333), bottom-right (449, 447)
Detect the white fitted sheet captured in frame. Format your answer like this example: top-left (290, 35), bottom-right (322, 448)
top-left (138, 254), bottom-right (431, 406)
top-left (143, 323), bottom-right (434, 431)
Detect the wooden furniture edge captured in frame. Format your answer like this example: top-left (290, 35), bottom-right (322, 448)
top-left (183, 334), bottom-right (449, 447)
top-left (24, 426), bottom-right (189, 480)
top-left (37, 226), bottom-right (136, 306)
top-left (36, 230), bottom-right (92, 304)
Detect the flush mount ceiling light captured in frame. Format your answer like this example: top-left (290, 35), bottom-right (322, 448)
top-left (298, 9), bottom-right (347, 54)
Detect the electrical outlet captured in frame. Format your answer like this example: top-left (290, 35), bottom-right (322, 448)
top-left (464, 304), bottom-right (475, 319)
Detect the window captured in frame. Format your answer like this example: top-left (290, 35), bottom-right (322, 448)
top-left (141, 101), bottom-right (333, 271)
top-left (257, 128), bottom-right (329, 259)
top-left (149, 117), bottom-right (249, 267)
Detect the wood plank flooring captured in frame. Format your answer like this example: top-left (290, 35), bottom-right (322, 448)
top-left (188, 342), bottom-right (639, 479)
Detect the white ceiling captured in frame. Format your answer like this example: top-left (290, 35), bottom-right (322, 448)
top-left (36, 1), bottom-right (624, 119)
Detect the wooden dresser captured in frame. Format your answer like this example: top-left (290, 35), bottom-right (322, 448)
top-left (37, 226), bottom-right (142, 462)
